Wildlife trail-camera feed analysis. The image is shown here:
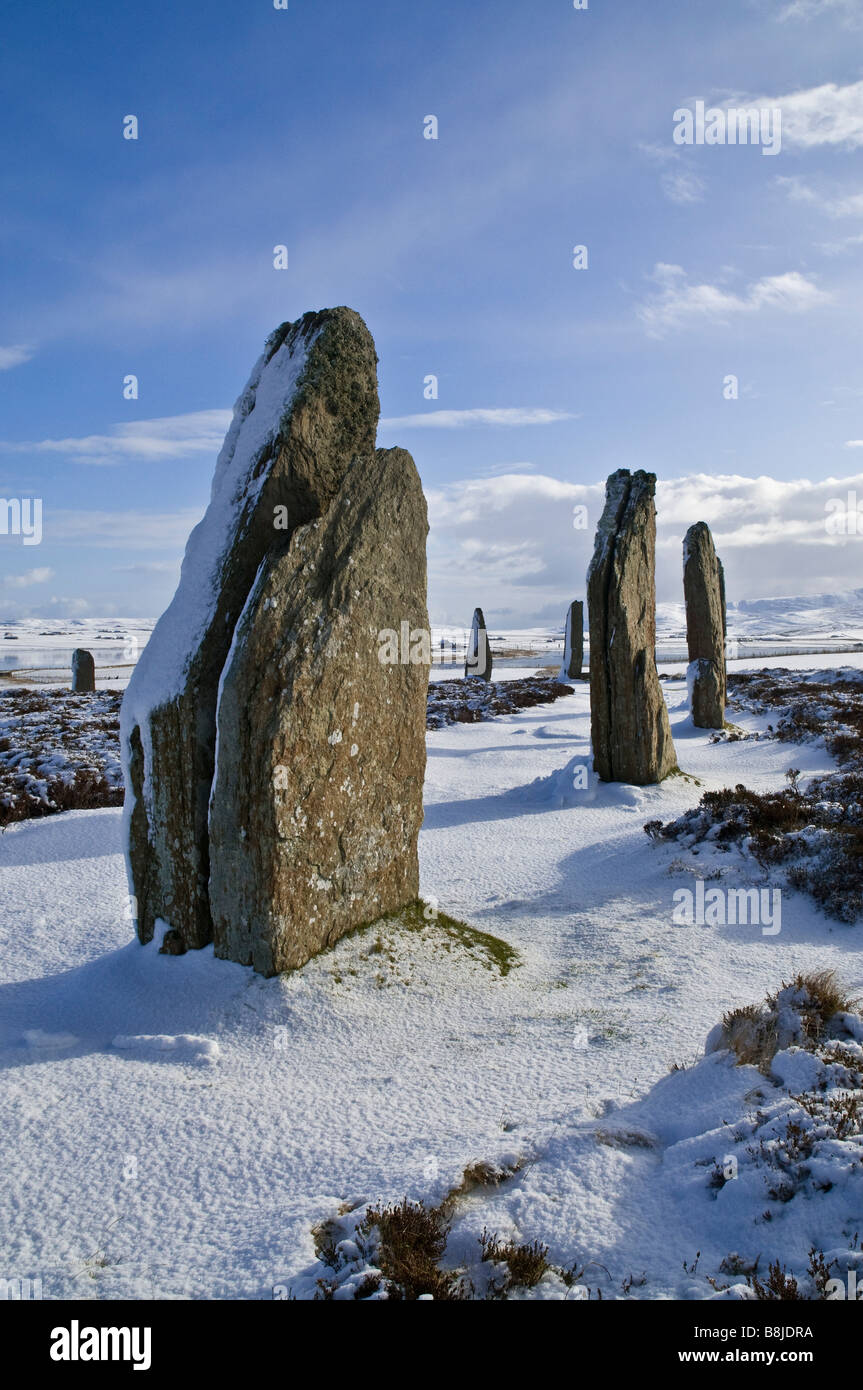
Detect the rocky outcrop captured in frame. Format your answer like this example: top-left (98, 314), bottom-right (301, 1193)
top-left (684, 522), bottom-right (726, 729)
top-left (71, 649), bottom-right (95, 693)
top-left (465, 608), bottom-right (492, 681)
top-left (121, 308), bottom-right (380, 951)
top-left (587, 470), bottom-right (676, 784)
top-left (561, 600), bottom-right (584, 680)
top-left (208, 447), bottom-right (428, 975)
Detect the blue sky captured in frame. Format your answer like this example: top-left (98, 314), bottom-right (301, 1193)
top-left (1, 0), bottom-right (862, 625)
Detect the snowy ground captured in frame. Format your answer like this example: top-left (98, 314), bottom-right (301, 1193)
top-left (1, 661), bottom-right (861, 1299)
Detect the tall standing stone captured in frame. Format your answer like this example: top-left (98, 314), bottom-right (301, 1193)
top-left (121, 308), bottom-right (380, 951)
top-left (465, 607), bottom-right (492, 681)
top-left (71, 649), bottom-right (96, 693)
top-left (209, 447), bottom-right (429, 975)
top-left (684, 521), bottom-right (726, 729)
top-left (560, 600), bottom-right (584, 680)
top-left (587, 470), bottom-right (676, 784)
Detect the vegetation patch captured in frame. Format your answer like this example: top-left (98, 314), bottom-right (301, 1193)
top-left (0, 688), bottom-right (123, 826)
top-left (726, 668), bottom-right (863, 769)
top-left (426, 675), bottom-right (574, 730)
top-left (645, 765), bottom-right (863, 923)
top-left (308, 1155), bottom-right (588, 1300)
top-left (708, 974), bottom-right (863, 1256)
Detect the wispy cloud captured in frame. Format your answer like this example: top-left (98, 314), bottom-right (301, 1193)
top-left (660, 167), bottom-right (707, 205)
top-left (774, 176), bottom-right (863, 255)
top-left (49, 509), bottom-right (204, 549)
top-left (379, 408), bottom-right (577, 431)
top-left (775, 0), bottom-right (862, 24)
top-left (639, 143), bottom-right (706, 205)
top-left (0, 404), bottom-right (576, 461)
top-left (112, 561), bottom-right (179, 575)
top-left (1, 567), bottom-right (54, 589)
top-left (0, 410), bottom-right (232, 468)
top-left (637, 263), bottom-right (831, 336)
top-left (776, 176), bottom-right (863, 218)
top-left (0, 345), bottom-right (35, 371)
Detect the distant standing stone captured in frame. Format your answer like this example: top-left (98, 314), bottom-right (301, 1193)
top-left (71, 649), bottom-right (96, 693)
top-left (561, 600), bottom-right (584, 680)
top-left (684, 521), bottom-right (726, 729)
top-left (465, 607), bottom-right (492, 681)
top-left (587, 470), bottom-right (676, 784)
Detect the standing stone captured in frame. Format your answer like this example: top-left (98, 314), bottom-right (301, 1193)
top-left (71, 649), bottom-right (96, 693)
top-left (209, 447), bottom-right (428, 975)
top-left (587, 470), bottom-right (676, 784)
top-left (465, 607), bottom-right (492, 681)
top-left (121, 308), bottom-right (380, 951)
top-left (560, 600), bottom-right (584, 680)
top-left (684, 522), bottom-right (726, 729)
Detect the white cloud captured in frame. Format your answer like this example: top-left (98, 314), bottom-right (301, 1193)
top-left (1, 567), bottom-right (54, 589)
top-left (426, 469), bottom-right (863, 626)
top-left (846, 440), bottom-right (863, 448)
top-left (0, 410), bottom-right (232, 468)
top-left (759, 81), bottom-right (863, 149)
top-left (49, 596), bottom-right (90, 614)
top-left (637, 263), bottom-right (831, 336)
top-left (0, 345), bottom-right (34, 371)
top-left (379, 408), bottom-right (577, 431)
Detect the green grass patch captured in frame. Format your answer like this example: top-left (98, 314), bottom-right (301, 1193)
top-left (388, 900), bottom-right (520, 977)
top-left (324, 899), bottom-right (520, 978)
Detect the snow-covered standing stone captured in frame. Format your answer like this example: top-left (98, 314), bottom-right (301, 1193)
top-left (120, 308), bottom-right (380, 952)
top-left (465, 607), bottom-right (492, 681)
top-left (683, 521), bottom-right (726, 729)
top-left (209, 447), bottom-right (428, 975)
top-left (71, 649), bottom-right (96, 693)
top-left (560, 600), bottom-right (584, 680)
top-left (587, 470), bottom-right (676, 784)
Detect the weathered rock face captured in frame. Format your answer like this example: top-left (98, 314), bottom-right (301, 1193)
top-left (561, 600), bottom-right (584, 680)
top-left (121, 308), bottom-right (380, 950)
top-left (71, 649), bottom-right (95, 693)
top-left (208, 447), bottom-right (428, 975)
top-left (465, 607), bottom-right (492, 681)
top-left (684, 521), bottom-right (726, 729)
top-left (688, 657), bottom-right (724, 730)
top-left (587, 470), bottom-right (676, 784)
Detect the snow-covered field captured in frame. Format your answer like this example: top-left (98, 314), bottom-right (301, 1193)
top-left (1, 650), bottom-right (861, 1300)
